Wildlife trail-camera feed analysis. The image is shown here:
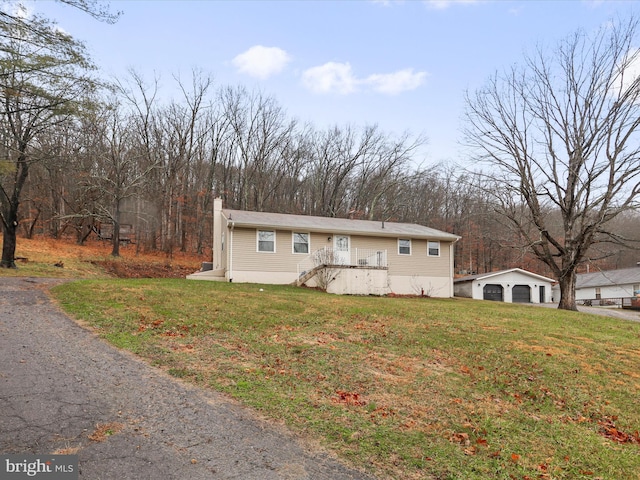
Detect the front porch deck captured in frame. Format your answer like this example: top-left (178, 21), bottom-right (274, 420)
top-left (296, 247), bottom-right (388, 291)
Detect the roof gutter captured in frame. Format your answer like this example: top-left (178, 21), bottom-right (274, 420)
top-left (224, 222), bottom-right (460, 242)
top-left (228, 220), bottom-right (234, 282)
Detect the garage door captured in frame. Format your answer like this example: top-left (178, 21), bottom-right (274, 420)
top-left (512, 285), bottom-right (531, 303)
top-left (483, 284), bottom-right (503, 301)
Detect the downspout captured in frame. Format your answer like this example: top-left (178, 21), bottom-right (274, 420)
top-left (450, 237), bottom-right (460, 298)
top-left (228, 221), bottom-right (234, 282)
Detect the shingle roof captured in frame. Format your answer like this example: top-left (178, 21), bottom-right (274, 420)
top-left (222, 209), bottom-right (460, 241)
top-left (454, 268), bottom-right (556, 284)
top-left (576, 267), bottom-right (640, 288)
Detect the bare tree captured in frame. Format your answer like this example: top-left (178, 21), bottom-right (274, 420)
top-left (302, 125), bottom-right (376, 218)
top-left (0, 7), bottom-right (97, 267)
top-left (349, 128), bottom-right (425, 221)
top-left (311, 247), bottom-right (339, 291)
top-left (220, 86), bottom-right (297, 212)
top-left (463, 18), bottom-right (640, 310)
top-left (25, 118), bottom-right (90, 240)
top-left (156, 72), bottom-right (214, 254)
top-left (84, 101), bottom-right (156, 256)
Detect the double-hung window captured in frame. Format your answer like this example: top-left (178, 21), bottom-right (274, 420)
top-left (257, 230), bottom-right (275, 252)
top-left (427, 241), bottom-right (440, 257)
top-left (293, 232), bottom-right (309, 254)
top-left (398, 238), bottom-right (411, 255)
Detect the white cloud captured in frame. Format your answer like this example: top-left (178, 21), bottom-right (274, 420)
top-left (301, 62), bottom-right (427, 95)
top-left (610, 48), bottom-right (640, 98)
top-left (13, 3), bottom-right (30, 18)
top-left (583, 0), bottom-right (607, 9)
top-left (365, 68), bottom-right (428, 94)
top-left (232, 45), bottom-right (291, 79)
top-left (425, 0), bottom-right (481, 10)
top-left (301, 62), bottom-right (358, 94)
top-left (1, 2), bottom-right (30, 18)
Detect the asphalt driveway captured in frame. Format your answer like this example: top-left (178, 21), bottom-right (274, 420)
top-left (536, 301), bottom-right (640, 322)
top-left (0, 277), bottom-right (374, 480)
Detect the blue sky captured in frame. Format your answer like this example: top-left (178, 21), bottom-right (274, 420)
top-left (28, 0), bottom-right (640, 165)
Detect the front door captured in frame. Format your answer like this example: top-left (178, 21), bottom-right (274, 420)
top-left (333, 235), bottom-right (350, 265)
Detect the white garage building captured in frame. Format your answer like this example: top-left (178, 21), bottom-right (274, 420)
top-left (454, 268), bottom-right (556, 303)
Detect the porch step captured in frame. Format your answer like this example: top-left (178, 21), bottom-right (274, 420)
top-left (296, 264), bottom-right (325, 286)
top-left (186, 269), bottom-right (226, 281)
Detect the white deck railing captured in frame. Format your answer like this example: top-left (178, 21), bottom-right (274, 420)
top-left (297, 247), bottom-right (387, 278)
top-left (355, 248), bottom-right (388, 268)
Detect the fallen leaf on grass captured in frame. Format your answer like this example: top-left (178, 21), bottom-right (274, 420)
top-left (476, 437), bottom-right (488, 447)
top-left (450, 432), bottom-right (470, 445)
top-left (598, 416), bottom-right (640, 444)
top-left (463, 446), bottom-right (477, 455)
top-left (332, 390), bottom-right (367, 407)
top-left (161, 329), bottom-right (185, 338)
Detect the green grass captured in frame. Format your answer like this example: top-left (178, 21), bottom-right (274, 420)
top-left (0, 253), bottom-right (111, 278)
top-left (51, 279), bottom-right (640, 480)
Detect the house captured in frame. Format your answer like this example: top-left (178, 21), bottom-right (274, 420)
top-left (454, 268), bottom-right (555, 303)
top-left (187, 198), bottom-right (461, 296)
top-left (557, 267), bottom-right (640, 305)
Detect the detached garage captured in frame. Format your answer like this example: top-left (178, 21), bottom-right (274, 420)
top-left (454, 268), bottom-right (555, 304)
top-left (483, 284), bottom-right (504, 301)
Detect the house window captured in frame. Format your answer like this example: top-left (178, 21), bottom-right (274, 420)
top-left (257, 230), bottom-right (275, 252)
top-left (595, 287), bottom-right (601, 300)
top-left (428, 241), bottom-right (440, 257)
top-left (398, 239), bottom-right (411, 255)
top-left (634, 284), bottom-right (640, 296)
top-left (293, 232), bottom-right (309, 254)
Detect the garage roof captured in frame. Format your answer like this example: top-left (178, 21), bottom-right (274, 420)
top-left (454, 268), bottom-right (556, 284)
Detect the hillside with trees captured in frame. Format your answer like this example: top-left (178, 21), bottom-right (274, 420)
top-left (2, 3), bottom-right (640, 292)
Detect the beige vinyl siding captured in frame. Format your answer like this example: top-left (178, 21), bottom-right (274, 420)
top-left (351, 236), bottom-right (451, 277)
top-left (230, 227), bottom-right (453, 277)
top-left (349, 235), bottom-right (393, 263)
top-left (350, 235), bottom-right (393, 250)
top-left (231, 227), bottom-right (301, 274)
top-left (351, 234), bottom-right (451, 277)
top-left (391, 239), bottom-right (451, 277)
top-left (310, 232), bottom-right (333, 251)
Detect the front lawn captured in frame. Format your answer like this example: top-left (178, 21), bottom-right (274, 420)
top-left (52, 279), bottom-right (640, 479)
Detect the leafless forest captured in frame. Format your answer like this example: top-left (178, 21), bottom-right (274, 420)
top-left (2, 3), bottom-right (640, 281)
top-left (11, 70), bottom-right (636, 276)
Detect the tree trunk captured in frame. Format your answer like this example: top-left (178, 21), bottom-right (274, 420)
top-left (25, 208), bottom-right (40, 239)
top-left (77, 223), bottom-right (94, 245)
top-left (1, 214), bottom-right (18, 269)
top-left (557, 271), bottom-right (578, 311)
top-left (111, 199), bottom-right (121, 257)
top-left (1, 154), bottom-right (28, 268)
